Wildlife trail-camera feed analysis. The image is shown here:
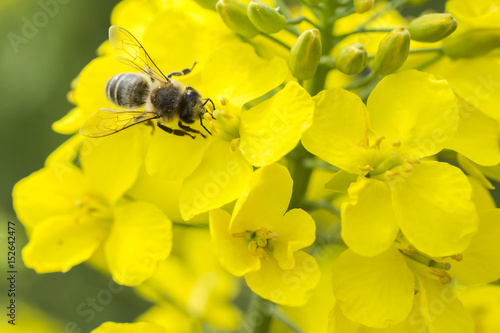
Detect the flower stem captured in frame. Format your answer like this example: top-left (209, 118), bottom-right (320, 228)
top-left (286, 15), bottom-right (319, 28)
top-left (242, 293), bottom-right (275, 333)
top-left (259, 32), bottom-right (291, 49)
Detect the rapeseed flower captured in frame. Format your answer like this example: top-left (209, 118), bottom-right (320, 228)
top-left (210, 163), bottom-right (320, 306)
top-left (13, 130), bottom-right (172, 286)
top-left (302, 70), bottom-right (478, 258)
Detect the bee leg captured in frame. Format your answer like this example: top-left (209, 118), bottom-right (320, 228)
top-left (199, 113), bottom-right (212, 136)
top-left (167, 61), bottom-right (197, 79)
top-left (145, 120), bottom-right (156, 134)
top-left (202, 98), bottom-right (216, 118)
top-left (178, 120), bottom-right (206, 138)
top-left (157, 121), bottom-right (195, 139)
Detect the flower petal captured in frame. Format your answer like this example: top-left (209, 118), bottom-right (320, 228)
top-left (13, 166), bottom-right (85, 230)
top-left (230, 163), bottom-right (291, 233)
top-left (302, 88), bottom-right (374, 174)
top-left (179, 138), bottom-right (253, 221)
top-left (332, 247), bottom-right (414, 328)
top-left (209, 208), bottom-right (260, 276)
top-left (272, 209), bottom-right (316, 270)
top-left (145, 127), bottom-right (210, 180)
top-left (368, 70), bottom-right (459, 160)
top-left (446, 99), bottom-right (500, 166)
top-left (341, 177), bottom-right (399, 257)
top-left (22, 215), bottom-right (108, 273)
top-left (203, 43), bottom-right (288, 109)
top-left (105, 201), bottom-right (172, 286)
top-left (245, 251), bottom-right (321, 307)
top-left (417, 275), bottom-right (474, 333)
top-left (80, 127), bottom-right (146, 205)
top-left (239, 81), bottom-right (314, 167)
top-left (450, 209), bottom-right (500, 284)
top-left (390, 161), bottom-right (478, 257)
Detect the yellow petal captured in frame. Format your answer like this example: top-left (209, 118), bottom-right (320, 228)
top-left (91, 322), bottom-right (166, 333)
top-left (80, 127), bottom-right (146, 205)
top-left (22, 215), bottom-right (108, 273)
top-left (446, 0), bottom-right (500, 33)
top-left (145, 126), bottom-right (210, 180)
top-left (417, 275), bottom-right (474, 333)
top-left (245, 251), bottom-right (321, 306)
top-left (446, 99), bottom-right (500, 166)
top-left (469, 176), bottom-right (496, 213)
top-left (209, 208), bottom-right (260, 276)
top-left (272, 209), bottom-right (316, 270)
top-left (390, 161), bottom-right (478, 257)
top-left (341, 177), bottom-right (399, 257)
top-left (230, 163), bottom-right (291, 233)
top-left (332, 247), bottom-right (414, 328)
top-left (180, 138), bottom-right (253, 221)
top-left (302, 88), bottom-right (373, 175)
top-left (203, 43), bottom-right (288, 108)
top-left (52, 108), bottom-right (87, 134)
top-left (432, 58), bottom-right (500, 123)
top-left (13, 166), bottom-right (85, 230)
top-left (450, 209), bottom-right (500, 284)
top-left (368, 70), bottom-right (459, 160)
top-left (239, 81), bottom-right (314, 167)
top-left (105, 201), bottom-right (172, 286)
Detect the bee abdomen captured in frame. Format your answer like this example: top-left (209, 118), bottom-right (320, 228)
top-left (105, 73), bottom-right (149, 109)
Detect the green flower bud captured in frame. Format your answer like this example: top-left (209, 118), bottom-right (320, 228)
top-left (443, 29), bottom-right (500, 58)
top-left (354, 0), bottom-right (374, 14)
top-left (216, 0), bottom-right (260, 38)
top-left (247, 0), bottom-right (286, 34)
top-left (374, 27), bottom-right (410, 76)
top-left (407, 13), bottom-right (457, 43)
top-left (289, 29), bottom-right (322, 80)
top-left (192, 0), bottom-right (218, 9)
top-left (335, 43), bottom-right (367, 75)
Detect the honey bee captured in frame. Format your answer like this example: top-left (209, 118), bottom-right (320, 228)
top-left (80, 26), bottom-right (213, 139)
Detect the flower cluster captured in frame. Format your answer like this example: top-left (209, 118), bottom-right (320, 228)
top-left (12, 0), bottom-right (500, 332)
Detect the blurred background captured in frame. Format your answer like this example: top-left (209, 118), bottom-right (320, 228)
top-left (0, 0), bottom-right (452, 332)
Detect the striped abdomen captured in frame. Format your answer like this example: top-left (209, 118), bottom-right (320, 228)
top-left (105, 73), bottom-right (149, 109)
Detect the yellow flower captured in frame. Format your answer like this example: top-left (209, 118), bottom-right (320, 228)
top-left (13, 129), bottom-right (172, 286)
top-left (210, 163), bottom-right (320, 306)
top-left (302, 70), bottom-right (478, 258)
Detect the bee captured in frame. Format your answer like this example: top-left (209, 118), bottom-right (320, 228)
top-left (80, 26), bottom-right (213, 139)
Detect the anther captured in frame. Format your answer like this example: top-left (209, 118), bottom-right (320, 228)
top-left (232, 232), bottom-right (246, 238)
top-left (230, 138), bottom-right (240, 151)
top-left (359, 164), bottom-right (373, 172)
top-left (220, 97), bottom-right (228, 106)
top-left (451, 254), bottom-right (463, 261)
top-left (392, 140), bottom-right (401, 148)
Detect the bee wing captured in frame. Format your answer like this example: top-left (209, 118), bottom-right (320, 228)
top-left (80, 108), bottom-right (158, 138)
top-left (109, 26), bottom-right (168, 83)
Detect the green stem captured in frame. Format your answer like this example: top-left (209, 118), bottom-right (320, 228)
top-left (286, 15), bottom-right (319, 28)
top-left (335, 28), bottom-right (394, 41)
top-left (172, 221), bottom-right (208, 228)
top-left (243, 293), bottom-right (275, 333)
top-left (259, 32), bottom-right (291, 49)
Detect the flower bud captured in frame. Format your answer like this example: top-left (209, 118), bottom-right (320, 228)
top-left (443, 29), bottom-right (500, 58)
top-left (335, 43), bottom-right (367, 75)
top-left (247, 0), bottom-right (286, 34)
top-left (354, 0), bottom-right (374, 14)
top-left (289, 29), bottom-right (322, 80)
top-left (216, 0), bottom-right (260, 38)
top-left (373, 27), bottom-right (410, 76)
top-left (407, 13), bottom-right (457, 43)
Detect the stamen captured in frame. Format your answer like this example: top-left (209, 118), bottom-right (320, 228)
top-left (430, 268), bottom-right (452, 285)
top-left (402, 247), bottom-right (415, 255)
top-left (248, 241), bottom-right (258, 256)
top-left (256, 247), bottom-right (269, 260)
top-left (392, 140), bottom-right (401, 148)
top-left (451, 254), bottom-right (463, 262)
top-left (408, 158), bottom-right (421, 165)
top-left (230, 138), bottom-right (240, 151)
top-left (359, 165), bottom-right (373, 172)
top-left (232, 232), bottom-right (246, 238)
top-left (220, 97), bottom-right (228, 106)
top-left (373, 136), bottom-right (385, 149)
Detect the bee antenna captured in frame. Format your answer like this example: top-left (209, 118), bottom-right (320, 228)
top-left (203, 98), bottom-right (216, 118)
